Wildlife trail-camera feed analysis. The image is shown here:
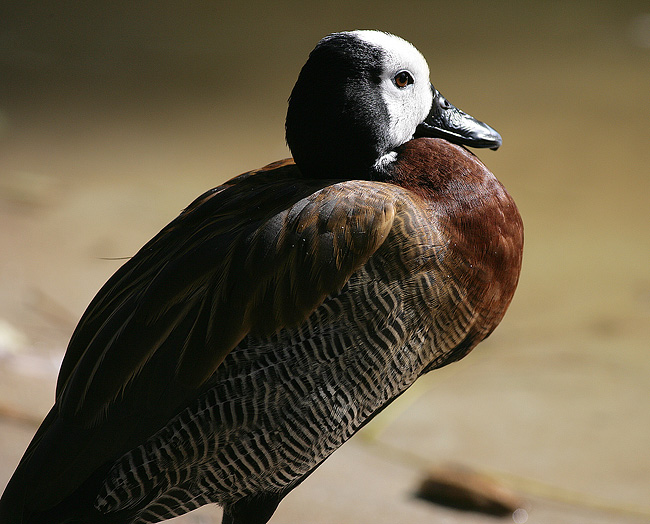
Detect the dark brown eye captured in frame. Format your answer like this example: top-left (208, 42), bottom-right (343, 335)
top-left (394, 70), bottom-right (414, 88)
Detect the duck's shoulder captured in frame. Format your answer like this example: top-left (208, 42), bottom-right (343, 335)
top-left (183, 157), bottom-right (421, 217)
top-left (175, 157), bottom-right (438, 259)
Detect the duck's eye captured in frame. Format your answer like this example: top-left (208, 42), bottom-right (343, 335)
top-left (394, 71), bottom-right (414, 88)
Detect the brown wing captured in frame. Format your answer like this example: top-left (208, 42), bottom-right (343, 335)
top-left (56, 160), bottom-right (398, 423)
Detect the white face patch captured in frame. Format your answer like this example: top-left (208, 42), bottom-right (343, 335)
top-left (351, 30), bottom-right (433, 150)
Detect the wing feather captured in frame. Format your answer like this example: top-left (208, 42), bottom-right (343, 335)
top-left (56, 161), bottom-right (402, 423)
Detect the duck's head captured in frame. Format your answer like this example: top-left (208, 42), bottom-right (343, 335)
top-left (286, 30), bottom-right (502, 179)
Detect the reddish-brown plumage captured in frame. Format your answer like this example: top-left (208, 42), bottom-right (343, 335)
top-left (391, 138), bottom-right (524, 357)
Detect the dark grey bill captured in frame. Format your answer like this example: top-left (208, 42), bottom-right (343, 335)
top-left (414, 85), bottom-right (502, 150)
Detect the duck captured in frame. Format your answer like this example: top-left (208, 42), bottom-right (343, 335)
top-left (0, 30), bottom-right (523, 524)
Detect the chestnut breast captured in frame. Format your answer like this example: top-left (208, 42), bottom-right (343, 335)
top-left (390, 138), bottom-right (524, 363)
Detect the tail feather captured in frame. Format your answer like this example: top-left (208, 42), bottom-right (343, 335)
top-left (0, 406), bottom-right (117, 524)
top-left (1, 457), bottom-right (134, 524)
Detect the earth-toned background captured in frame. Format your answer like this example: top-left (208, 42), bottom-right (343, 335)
top-left (1, 2), bottom-right (648, 522)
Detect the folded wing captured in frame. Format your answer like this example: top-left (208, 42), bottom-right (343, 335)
top-left (56, 161), bottom-right (400, 424)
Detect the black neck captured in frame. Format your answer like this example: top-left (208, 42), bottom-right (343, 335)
top-left (285, 35), bottom-right (389, 180)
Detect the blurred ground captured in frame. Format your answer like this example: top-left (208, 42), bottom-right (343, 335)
top-left (1, 1), bottom-right (649, 523)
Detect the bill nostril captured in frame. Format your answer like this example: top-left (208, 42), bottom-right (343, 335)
top-left (439, 97), bottom-right (451, 110)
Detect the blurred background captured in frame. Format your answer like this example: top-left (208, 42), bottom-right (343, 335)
top-left (0, 1), bottom-right (649, 523)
